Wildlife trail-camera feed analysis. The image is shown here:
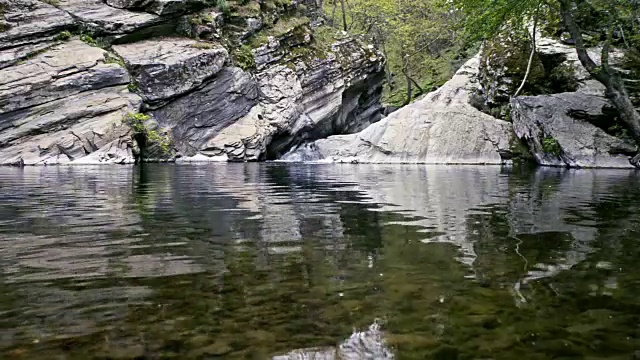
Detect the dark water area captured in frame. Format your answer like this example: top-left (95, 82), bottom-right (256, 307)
top-left (0, 163), bottom-right (639, 359)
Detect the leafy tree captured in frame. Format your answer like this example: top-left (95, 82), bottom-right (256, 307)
top-left (452, 0), bottom-right (640, 167)
top-left (323, 0), bottom-right (464, 106)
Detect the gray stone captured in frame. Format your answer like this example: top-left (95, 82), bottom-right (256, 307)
top-left (0, 41), bottom-right (58, 70)
top-left (273, 322), bottom-right (393, 360)
top-left (203, 65), bottom-right (305, 161)
top-left (0, 40), bottom-right (142, 165)
top-left (0, 0), bottom-right (74, 49)
top-left (113, 38), bottom-right (228, 105)
top-left (57, 0), bottom-right (162, 35)
top-left (0, 0), bottom-right (74, 68)
top-left (283, 55), bottom-right (513, 164)
top-left (0, 86), bottom-right (141, 165)
top-left (0, 40), bottom-right (130, 114)
top-left (105, 0), bottom-right (193, 15)
top-left (177, 9), bottom-right (224, 41)
top-left (151, 67), bottom-right (259, 157)
top-left (201, 31), bottom-right (386, 161)
top-left (511, 93), bottom-right (637, 168)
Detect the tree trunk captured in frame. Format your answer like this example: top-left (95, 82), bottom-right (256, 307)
top-left (404, 75), bottom-right (413, 106)
top-left (559, 0), bottom-right (640, 167)
top-left (409, 76), bottom-right (424, 95)
top-left (514, 3), bottom-right (540, 98)
top-left (340, 0), bottom-right (347, 31)
top-left (403, 55), bottom-right (413, 105)
top-left (379, 36), bottom-right (394, 91)
top-left (330, 0), bottom-right (337, 27)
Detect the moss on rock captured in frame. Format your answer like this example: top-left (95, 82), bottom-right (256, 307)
top-left (480, 28), bottom-right (546, 107)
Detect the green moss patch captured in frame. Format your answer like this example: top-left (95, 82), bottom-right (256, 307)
top-left (542, 136), bottom-right (562, 156)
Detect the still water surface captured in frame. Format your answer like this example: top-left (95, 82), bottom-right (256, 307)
top-left (0, 164), bottom-right (639, 359)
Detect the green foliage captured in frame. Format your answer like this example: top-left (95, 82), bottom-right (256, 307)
top-left (122, 113), bottom-right (172, 154)
top-left (41, 0), bottom-right (60, 6)
top-left (79, 33), bottom-right (111, 49)
top-left (608, 122), bottom-right (631, 139)
top-left (247, 16), bottom-right (311, 48)
top-left (542, 136), bottom-right (561, 156)
top-left (123, 112), bottom-right (150, 134)
top-left (80, 34), bottom-right (97, 46)
top-left (127, 83), bottom-right (139, 93)
top-left (54, 31), bottom-right (72, 41)
top-left (104, 53), bottom-right (126, 68)
top-left (232, 45), bottom-right (255, 70)
top-left (216, 0), bottom-right (230, 15)
top-left (296, 4), bottom-right (307, 15)
top-left (451, 0), bottom-right (541, 42)
top-left (323, 0), bottom-right (467, 106)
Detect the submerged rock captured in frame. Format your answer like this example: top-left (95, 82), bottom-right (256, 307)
top-left (283, 55), bottom-right (513, 164)
top-left (511, 93), bottom-right (637, 168)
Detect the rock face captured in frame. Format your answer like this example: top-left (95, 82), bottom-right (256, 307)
top-left (105, 0), bottom-right (192, 15)
top-left (477, 31), bottom-right (638, 168)
top-left (511, 93), bottom-right (637, 168)
top-left (0, 0), bottom-right (386, 165)
top-left (169, 26), bottom-right (385, 162)
top-left (113, 38), bottom-right (228, 105)
top-left (0, 40), bottom-right (141, 165)
top-left (152, 67), bottom-right (259, 157)
top-left (0, 0), bottom-right (74, 68)
top-left (194, 28), bottom-right (386, 162)
top-left (283, 55), bottom-right (514, 164)
top-left (57, 0), bottom-right (162, 36)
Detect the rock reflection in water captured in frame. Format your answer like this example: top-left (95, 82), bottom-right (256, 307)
top-left (0, 164), bottom-right (639, 359)
top-left (273, 322), bottom-right (393, 360)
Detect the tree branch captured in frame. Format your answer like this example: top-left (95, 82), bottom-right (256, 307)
top-left (514, 1), bottom-right (541, 98)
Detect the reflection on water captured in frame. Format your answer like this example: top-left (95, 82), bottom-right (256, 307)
top-left (0, 164), bottom-right (639, 359)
